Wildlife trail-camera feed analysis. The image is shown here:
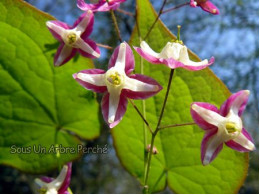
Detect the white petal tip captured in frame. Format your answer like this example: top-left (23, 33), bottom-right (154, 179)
top-left (248, 142), bottom-right (256, 151)
top-left (244, 90), bottom-right (250, 95)
top-left (108, 118), bottom-right (114, 124)
top-left (95, 53), bottom-right (101, 58)
top-left (120, 42), bottom-right (126, 48)
top-left (76, 73), bottom-right (83, 79)
top-left (191, 104), bottom-right (198, 110)
top-left (203, 157), bottom-right (210, 166)
top-left (46, 21), bottom-right (52, 27)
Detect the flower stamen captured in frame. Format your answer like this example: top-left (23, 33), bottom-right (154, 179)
top-left (107, 72), bottom-right (121, 85)
top-left (66, 32), bottom-right (77, 45)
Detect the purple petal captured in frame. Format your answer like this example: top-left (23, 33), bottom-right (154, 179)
top-left (191, 102), bottom-right (220, 131)
top-left (198, 0), bottom-right (220, 15)
top-left (77, 0), bottom-right (125, 12)
top-left (78, 39), bottom-right (100, 59)
top-left (160, 58), bottom-right (184, 69)
top-left (201, 130), bottom-right (223, 165)
top-left (73, 11), bottom-right (94, 40)
top-left (101, 92), bottom-right (128, 128)
top-left (124, 74), bottom-right (162, 99)
top-left (46, 21), bottom-right (70, 41)
top-left (134, 47), bottom-right (162, 65)
top-left (190, 0), bottom-right (197, 7)
top-left (109, 42), bottom-right (135, 75)
top-left (73, 69), bottom-right (107, 93)
top-left (225, 128), bottom-right (255, 152)
top-left (54, 43), bottom-right (77, 66)
top-left (58, 163), bottom-right (72, 194)
top-left (219, 90), bottom-right (250, 117)
top-left (40, 176), bottom-right (53, 183)
top-left (182, 56), bottom-right (215, 71)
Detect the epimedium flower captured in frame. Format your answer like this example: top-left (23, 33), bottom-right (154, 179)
top-left (73, 42), bottom-right (162, 128)
top-left (77, 0), bottom-right (126, 12)
top-left (190, 0), bottom-right (219, 15)
top-left (35, 163), bottom-right (72, 194)
top-left (190, 90), bottom-right (255, 166)
top-left (46, 10), bottom-right (100, 66)
top-left (134, 26), bottom-right (214, 71)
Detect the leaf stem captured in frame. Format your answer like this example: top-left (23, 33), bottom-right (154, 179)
top-left (158, 122), bottom-right (196, 130)
top-left (143, 69), bottom-right (175, 193)
top-left (129, 99), bottom-right (153, 135)
top-left (144, 0), bottom-right (167, 40)
top-left (116, 8), bottom-right (134, 17)
top-left (109, 10), bottom-right (123, 42)
top-left (162, 2), bottom-right (190, 14)
top-left (96, 43), bottom-right (113, 50)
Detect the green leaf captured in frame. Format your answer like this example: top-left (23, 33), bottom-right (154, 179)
top-left (112, 0), bottom-right (248, 193)
top-left (0, 0), bottom-right (100, 173)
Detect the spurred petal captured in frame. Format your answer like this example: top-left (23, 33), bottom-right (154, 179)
top-left (75, 38), bottom-right (100, 58)
top-left (134, 47), bottom-right (162, 64)
top-left (220, 90), bottom-right (250, 117)
top-left (54, 43), bottom-right (77, 66)
top-left (73, 69), bottom-right (107, 93)
top-left (182, 57), bottom-right (214, 71)
top-left (201, 130), bottom-right (224, 165)
top-left (49, 164), bottom-right (69, 189)
top-left (58, 163), bottom-right (72, 194)
top-left (225, 128), bottom-right (255, 152)
top-left (73, 11), bottom-right (94, 39)
top-left (109, 42), bottom-right (135, 75)
top-left (101, 92), bottom-right (128, 128)
top-left (191, 102), bottom-right (223, 130)
top-left (123, 74), bottom-right (162, 99)
top-left (77, 0), bottom-right (125, 12)
top-left (46, 21), bottom-right (69, 41)
top-left (198, 0), bottom-right (220, 15)
top-left (78, 39), bottom-right (101, 58)
top-left (190, 0), bottom-right (197, 7)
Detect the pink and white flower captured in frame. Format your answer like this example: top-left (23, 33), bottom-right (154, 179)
top-left (134, 41), bottom-right (214, 71)
top-left (190, 90), bottom-right (255, 165)
top-left (35, 163), bottom-right (72, 194)
top-left (190, 0), bottom-right (219, 15)
top-left (73, 42), bottom-right (162, 128)
top-left (46, 11), bottom-right (100, 66)
top-left (77, 0), bottom-right (126, 12)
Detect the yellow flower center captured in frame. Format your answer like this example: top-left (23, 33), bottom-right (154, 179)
top-left (67, 33), bottom-right (77, 45)
top-left (38, 187), bottom-right (47, 194)
top-left (225, 122), bottom-right (239, 134)
top-left (107, 72), bottom-right (121, 85)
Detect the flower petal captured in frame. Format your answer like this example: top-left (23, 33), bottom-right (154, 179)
top-left (73, 69), bottom-right (107, 93)
top-left (220, 90), bottom-right (250, 117)
top-left (58, 163), bottom-right (72, 194)
top-left (77, 0), bottom-right (125, 12)
top-left (101, 92), bottom-right (128, 128)
top-left (198, 0), bottom-right (220, 15)
top-left (78, 39), bottom-right (101, 59)
top-left (225, 128), bottom-right (255, 152)
top-left (179, 46), bottom-right (214, 70)
top-left (54, 43), bottom-right (77, 66)
top-left (73, 11), bottom-right (94, 39)
top-left (201, 130), bottom-right (224, 165)
top-left (123, 74), bottom-right (162, 99)
top-left (49, 164), bottom-right (69, 190)
top-left (46, 21), bottom-right (69, 41)
top-left (109, 42), bottom-right (135, 75)
top-left (75, 38), bottom-right (100, 58)
top-left (134, 46), bottom-right (162, 64)
top-left (191, 102), bottom-right (223, 130)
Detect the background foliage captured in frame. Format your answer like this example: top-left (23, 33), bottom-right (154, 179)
top-left (0, 0), bottom-right (258, 193)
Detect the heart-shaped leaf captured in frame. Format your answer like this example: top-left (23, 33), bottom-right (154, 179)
top-left (112, 0), bottom-right (248, 193)
top-left (0, 0), bottom-right (100, 173)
